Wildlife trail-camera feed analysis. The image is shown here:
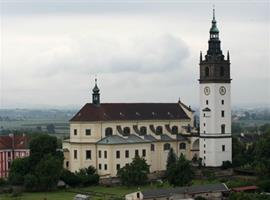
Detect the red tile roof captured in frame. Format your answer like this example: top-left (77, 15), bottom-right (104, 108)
top-left (232, 186), bottom-right (258, 192)
top-left (70, 103), bottom-right (190, 122)
top-left (0, 134), bottom-right (29, 150)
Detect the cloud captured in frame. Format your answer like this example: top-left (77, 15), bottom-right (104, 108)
top-left (31, 34), bottom-right (189, 76)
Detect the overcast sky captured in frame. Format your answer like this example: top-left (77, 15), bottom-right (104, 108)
top-left (0, 0), bottom-right (269, 109)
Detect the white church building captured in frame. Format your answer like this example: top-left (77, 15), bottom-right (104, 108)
top-left (63, 9), bottom-right (232, 177)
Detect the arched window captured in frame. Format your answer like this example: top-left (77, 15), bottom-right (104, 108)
top-left (221, 124), bottom-right (225, 134)
top-left (220, 66), bottom-right (225, 77)
top-left (105, 127), bottom-right (113, 136)
top-left (163, 143), bottom-right (171, 151)
top-left (140, 126), bottom-right (147, 135)
top-left (156, 126), bottom-right (163, 135)
top-left (123, 127), bottom-right (130, 136)
top-left (172, 126), bottom-right (178, 134)
top-left (205, 67), bottom-right (209, 77)
top-left (179, 143), bottom-right (186, 150)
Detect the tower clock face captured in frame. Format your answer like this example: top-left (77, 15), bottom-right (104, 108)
top-left (204, 86), bottom-right (210, 95)
top-left (219, 86), bottom-right (226, 95)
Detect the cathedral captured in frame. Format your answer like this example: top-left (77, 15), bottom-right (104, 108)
top-left (63, 9), bottom-right (232, 177)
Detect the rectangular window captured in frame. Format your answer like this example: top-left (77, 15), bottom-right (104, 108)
top-left (86, 150), bottom-right (91, 160)
top-left (135, 149), bottom-right (139, 157)
top-left (222, 145), bottom-right (225, 152)
top-left (142, 149), bottom-right (146, 157)
top-left (85, 129), bottom-right (91, 135)
top-left (8, 152), bottom-right (11, 157)
top-left (104, 164), bottom-right (107, 170)
top-left (151, 144), bottom-right (155, 151)
top-left (204, 144), bottom-right (206, 148)
top-left (221, 110), bottom-right (225, 117)
top-left (74, 129), bottom-right (77, 135)
top-left (116, 150), bottom-right (120, 159)
top-left (74, 150), bottom-right (77, 159)
top-left (98, 150), bottom-right (102, 158)
top-left (203, 123), bottom-right (206, 127)
top-left (99, 164), bottom-right (102, 170)
top-left (116, 164), bottom-right (120, 171)
top-left (104, 151), bottom-right (107, 159)
top-left (221, 100), bottom-right (224, 105)
top-left (204, 150), bottom-right (206, 154)
top-left (125, 150), bottom-right (129, 158)
top-left (206, 100), bottom-right (209, 105)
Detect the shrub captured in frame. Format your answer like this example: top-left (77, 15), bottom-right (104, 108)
top-left (60, 169), bottom-right (80, 187)
top-left (24, 174), bottom-right (38, 191)
top-left (222, 160), bottom-right (232, 169)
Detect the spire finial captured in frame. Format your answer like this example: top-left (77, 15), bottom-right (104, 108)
top-left (213, 4), bottom-right (215, 21)
top-left (95, 75), bottom-right (97, 85)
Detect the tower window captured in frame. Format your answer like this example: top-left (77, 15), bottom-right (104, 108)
top-left (206, 100), bottom-right (209, 105)
top-left (222, 145), bottom-right (225, 152)
top-left (116, 164), bottom-right (120, 171)
top-left (203, 113), bottom-right (206, 117)
top-left (104, 164), bottom-right (107, 170)
top-left (221, 110), bottom-right (225, 117)
top-left (205, 67), bottom-right (210, 77)
top-left (203, 123), bottom-right (206, 127)
top-left (105, 128), bottom-right (113, 136)
top-left (104, 151), bottom-right (107, 159)
top-left (220, 66), bottom-right (225, 77)
top-left (74, 129), bottom-right (77, 136)
top-left (99, 164), bottom-right (102, 170)
top-left (85, 129), bottom-right (91, 135)
top-left (221, 100), bottom-right (224, 105)
top-left (221, 124), bottom-right (225, 134)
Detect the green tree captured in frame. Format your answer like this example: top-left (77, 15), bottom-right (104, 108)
top-left (35, 154), bottom-right (63, 191)
top-left (166, 148), bottom-right (177, 174)
top-left (75, 166), bottom-right (99, 186)
top-left (117, 155), bottom-right (150, 186)
top-left (254, 133), bottom-right (270, 180)
top-left (29, 134), bottom-right (58, 166)
top-left (24, 174), bottom-right (38, 191)
top-left (167, 154), bottom-right (194, 186)
top-left (8, 157), bottom-right (30, 185)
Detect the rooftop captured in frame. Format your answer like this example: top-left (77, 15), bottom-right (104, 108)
top-left (70, 103), bottom-right (191, 122)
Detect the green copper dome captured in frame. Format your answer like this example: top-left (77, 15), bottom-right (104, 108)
top-left (210, 7), bottom-right (219, 33)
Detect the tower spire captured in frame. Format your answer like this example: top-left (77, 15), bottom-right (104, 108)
top-left (92, 77), bottom-right (100, 105)
top-left (213, 5), bottom-right (215, 21)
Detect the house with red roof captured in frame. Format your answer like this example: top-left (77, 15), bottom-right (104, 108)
top-left (0, 134), bottom-right (30, 178)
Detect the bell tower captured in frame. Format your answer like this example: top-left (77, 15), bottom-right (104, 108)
top-left (92, 78), bottom-right (100, 105)
top-left (199, 8), bottom-right (232, 167)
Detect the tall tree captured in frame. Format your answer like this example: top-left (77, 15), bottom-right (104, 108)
top-left (117, 155), bottom-right (150, 186)
top-left (167, 154), bottom-right (194, 186)
top-left (166, 148), bottom-right (177, 170)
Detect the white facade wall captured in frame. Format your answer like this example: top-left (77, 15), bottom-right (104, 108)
top-left (199, 83), bottom-right (232, 166)
top-left (63, 118), bottom-right (195, 176)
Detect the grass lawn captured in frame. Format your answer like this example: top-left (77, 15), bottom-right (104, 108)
top-left (0, 183), bottom-right (168, 200)
top-left (0, 180), bottom-right (222, 200)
